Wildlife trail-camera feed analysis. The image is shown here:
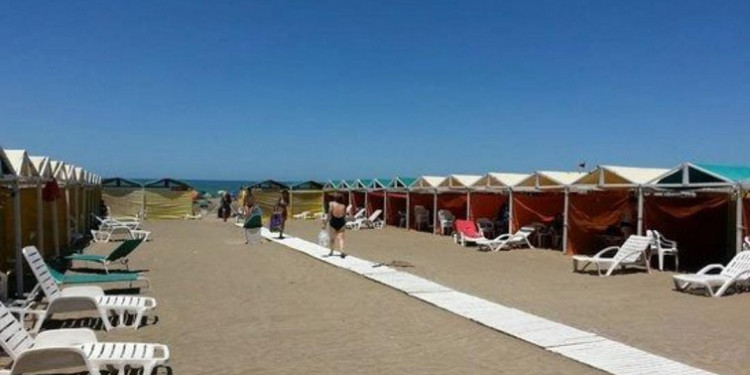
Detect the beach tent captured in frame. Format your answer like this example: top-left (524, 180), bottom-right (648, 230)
top-left (29, 156), bottom-right (54, 255)
top-left (644, 163), bottom-right (750, 270)
top-left (469, 173), bottom-right (528, 231)
top-left (0, 147), bottom-right (17, 293)
top-left (512, 171), bottom-right (586, 249)
top-left (408, 176), bottom-right (446, 233)
top-left (3, 149), bottom-right (40, 296)
top-left (432, 175), bottom-right (482, 233)
top-left (248, 180), bottom-right (289, 220)
top-left (350, 179), bottom-right (370, 215)
top-left (143, 178), bottom-right (194, 219)
top-left (49, 161), bottom-right (69, 255)
top-left (289, 181), bottom-right (324, 217)
top-left (102, 178), bottom-right (145, 218)
top-left (566, 166), bottom-right (669, 256)
top-left (385, 177), bottom-right (415, 227)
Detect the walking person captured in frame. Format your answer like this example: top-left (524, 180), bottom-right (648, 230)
top-left (274, 190), bottom-right (290, 239)
top-left (219, 191), bottom-right (232, 222)
top-left (242, 189), bottom-right (263, 244)
top-left (324, 193), bottom-right (347, 258)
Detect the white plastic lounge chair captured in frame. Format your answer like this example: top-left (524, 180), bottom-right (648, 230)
top-left (744, 236), bottom-right (750, 251)
top-left (22, 246), bottom-right (157, 332)
top-left (347, 208), bottom-right (366, 222)
top-left (91, 226), bottom-right (151, 243)
top-left (646, 230), bottom-right (679, 271)
top-left (293, 211), bottom-right (311, 219)
top-left (476, 226), bottom-right (536, 252)
top-left (672, 251), bottom-right (750, 297)
top-left (438, 210), bottom-right (455, 235)
top-left (572, 235), bottom-right (651, 276)
top-left (312, 212), bottom-right (326, 219)
top-left (92, 214), bottom-right (141, 231)
top-left (453, 220), bottom-right (488, 246)
top-left (346, 210), bottom-right (384, 230)
top-left (0, 302), bottom-right (169, 375)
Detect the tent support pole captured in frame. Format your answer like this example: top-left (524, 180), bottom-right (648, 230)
top-left (36, 179), bottom-right (44, 252)
top-left (433, 191), bottom-right (438, 235)
top-left (637, 186), bottom-right (644, 236)
top-left (736, 186), bottom-right (743, 254)
top-left (562, 188), bottom-right (569, 254)
top-left (52, 197), bottom-right (60, 257)
top-left (508, 189), bottom-right (514, 234)
top-left (406, 191), bottom-right (410, 229)
top-left (466, 191), bottom-right (471, 220)
top-left (364, 191), bottom-right (369, 215)
top-left (383, 191), bottom-right (387, 226)
top-left (73, 185), bottom-right (79, 235)
top-left (289, 191), bottom-right (294, 216)
top-left (13, 181), bottom-right (23, 297)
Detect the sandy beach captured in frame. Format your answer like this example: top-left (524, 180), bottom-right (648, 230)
top-left (21, 218), bottom-right (610, 374)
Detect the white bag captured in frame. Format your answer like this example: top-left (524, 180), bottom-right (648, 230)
top-left (318, 229), bottom-right (330, 248)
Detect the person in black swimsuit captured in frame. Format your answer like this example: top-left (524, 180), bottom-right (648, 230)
top-left (325, 193), bottom-right (348, 258)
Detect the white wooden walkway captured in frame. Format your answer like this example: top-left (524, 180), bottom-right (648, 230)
top-left (260, 229), bottom-right (715, 375)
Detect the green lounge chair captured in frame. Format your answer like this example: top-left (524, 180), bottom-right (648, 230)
top-left (47, 264), bottom-right (150, 289)
top-left (66, 238), bottom-right (144, 274)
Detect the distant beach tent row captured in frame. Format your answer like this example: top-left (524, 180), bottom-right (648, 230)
top-left (324, 163), bottom-right (750, 271)
top-left (0, 146), bottom-right (103, 297)
top-left (246, 180), bottom-right (325, 219)
top-left (102, 178), bottom-right (194, 219)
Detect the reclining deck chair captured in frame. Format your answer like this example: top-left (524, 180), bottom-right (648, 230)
top-left (92, 214), bottom-right (141, 230)
top-left (293, 211), bottom-right (312, 219)
top-left (47, 265), bottom-right (150, 290)
top-left (22, 246), bottom-right (157, 332)
top-left (346, 209), bottom-right (384, 230)
top-left (475, 226), bottom-right (536, 252)
top-left (672, 251), bottom-right (750, 297)
top-left (66, 238), bottom-right (144, 274)
top-left (453, 220), bottom-right (488, 246)
top-left (0, 302), bottom-right (169, 375)
top-left (572, 235), bottom-right (651, 276)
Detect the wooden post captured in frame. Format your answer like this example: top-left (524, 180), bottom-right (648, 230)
top-left (433, 191), bottom-right (438, 235)
top-left (637, 186), bottom-right (644, 236)
top-left (562, 187), bottom-right (569, 254)
top-left (508, 189), bottom-right (514, 234)
top-left (52, 195), bottom-right (60, 257)
top-left (406, 191), bottom-right (410, 229)
top-left (466, 191), bottom-right (471, 220)
top-left (13, 181), bottom-right (23, 296)
top-left (736, 186), bottom-right (743, 254)
top-left (36, 178), bottom-right (44, 252)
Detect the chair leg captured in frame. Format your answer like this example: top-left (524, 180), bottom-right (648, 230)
top-left (659, 251), bottom-right (664, 271)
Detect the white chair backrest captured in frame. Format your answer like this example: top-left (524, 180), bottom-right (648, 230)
top-left (0, 303), bottom-right (34, 360)
top-left (368, 209), bottom-right (382, 221)
top-left (743, 236), bottom-right (750, 251)
top-left (22, 246), bottom-right (61, 302)
top-left (721, 251), bottom-right (750, 279)
top-left (354, 208), bottom-right (366, 219)
top-left (613, 235), bottom-right (651, 263)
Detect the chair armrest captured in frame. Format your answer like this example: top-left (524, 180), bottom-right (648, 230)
top-left (492, 234), bottom-right (511, 241)
top-left (592, 246), bottom-right (620, 259)
top-left (696, 264), bottom-right (724, 275)
top-left (35, 328), bottom-right (98, 347)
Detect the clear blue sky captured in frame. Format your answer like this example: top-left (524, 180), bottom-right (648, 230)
top-left (1, 1), bottom-right (748, 181)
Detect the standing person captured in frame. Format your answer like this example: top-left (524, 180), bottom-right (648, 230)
top-left (324, 193), bottom-right (347, 258)
top-left (242, 188), bottom-right (254, 216)
top-left (274, 190), bottom-right (290, 239)
top-left (220, 192), bottom-right (232, 222)
top-left (242, 189), bottom-right (263, 244)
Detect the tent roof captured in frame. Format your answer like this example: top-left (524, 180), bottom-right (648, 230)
top-left (144, 178), bottom-right (193, 190)
top-left (355, 179), bottom-right (373, 189)
top-left (290, 180), bottom-right (323, 190)
top-left (29, 156), bottom-right (52, 179)
top-left (0, 147), bottom-right (14, 177)
top-left (516, 171), bottom-right (586, 188)
top-left (370, 178), bottom-right (389, 188)
top-left (388, 177), bottom-right (416, 188)
top-left (102, 177), bottom-right (143, 188)
top-left (574, 165), bottom-right (670, 186)
top-left (441, 174), bottom-right (482, 188)
top-left (248, 179), bottom-right (289, 190)
top-left (74, 167), bottom-right (85, 183)
top-left (323, 180), bottom-right (340, 189)
top-left (49, 160), bottom-right (67, 181)
top-left (4, 149), bottom-right (39, 178)
top-left (652, 163), bottom-right (750, 186)
top-left (474, 173), bottom-right (529, 188)
top-left (411, 176), bottom-right (446, 189)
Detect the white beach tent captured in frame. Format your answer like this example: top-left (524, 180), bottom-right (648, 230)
top-left (513, 171), bottom-right (587, 252)
top-left (410, 176), bottom-right (447, 234)
top-left (3, 149), bottom-right (40, 296)
top-left (29, 156), bottom-right (52, 255)
top-left (470, 173), bottom-right (530, 233)
top-left (440, 175), bottom-right (482, 219)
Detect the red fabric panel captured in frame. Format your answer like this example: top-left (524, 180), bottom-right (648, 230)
top-left (567, 191), bottom-right (633, 255)
top-left (469, 193), bottom-right (506, 221)
top-left (386, 194), bottom-right (407, 225)
top-left (644, 194), bottom-right (730, 271)
top-left (437, 193), bottom-right (467, 221)
top-left (367, 191), bottom-right (384, 216)
top-left (455, 219), bottom-right (480, 237)
top-left (42, 180), bottom-right (62, 202)
top-left (351, 192), bottom-right (365, 211)
top-left (743, 198), bottom-right (750, 238)
top-left (409, 192), bottom-right (434, 231)
top-left (512, 193), bottom-right (565, 232)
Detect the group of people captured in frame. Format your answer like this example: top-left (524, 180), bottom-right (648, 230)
top-left (218, 188), bottom-right (349, 257)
